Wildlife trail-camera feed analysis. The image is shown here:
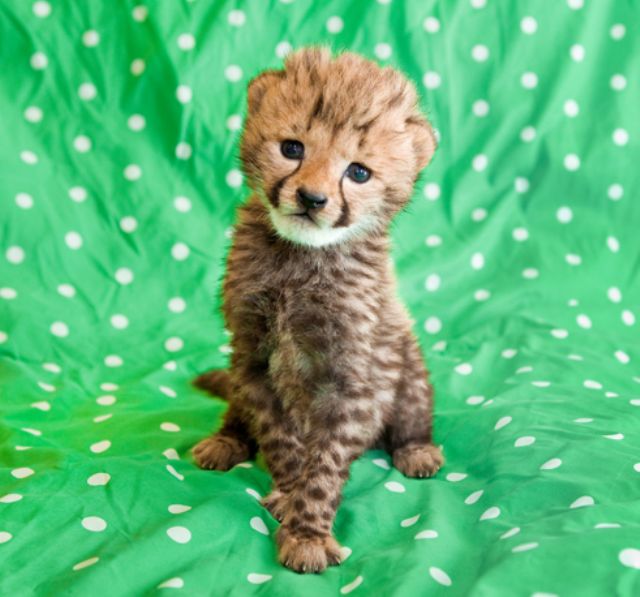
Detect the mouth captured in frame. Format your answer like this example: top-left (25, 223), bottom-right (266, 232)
top-left (290, 211), bottom-right (317, 225)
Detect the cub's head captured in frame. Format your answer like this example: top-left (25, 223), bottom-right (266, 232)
top-left (240, 47), bottom-right (436, 248)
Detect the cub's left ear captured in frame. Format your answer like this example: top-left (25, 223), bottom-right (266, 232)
top-left (406, 116), bottom-right (437, 171)
top-left (247, 70), bottom-right (283, 115)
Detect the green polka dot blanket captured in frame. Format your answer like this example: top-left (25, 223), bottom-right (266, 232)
top-left (1, 1), bottom-right (639, 595)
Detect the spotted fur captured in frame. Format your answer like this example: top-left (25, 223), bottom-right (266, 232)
top-left (193, 47), bottom-right (443, 574)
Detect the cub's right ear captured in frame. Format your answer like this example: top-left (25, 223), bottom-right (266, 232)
top-left (247, 70), bottom-right (283, 115)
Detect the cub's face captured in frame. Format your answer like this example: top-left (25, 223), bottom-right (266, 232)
top-left (240, 48), bottom-right (436, 248)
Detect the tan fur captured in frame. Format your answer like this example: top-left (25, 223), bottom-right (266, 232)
top-left (193, 47), bottom-right (443, 573)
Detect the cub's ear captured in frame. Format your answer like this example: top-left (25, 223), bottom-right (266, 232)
top-left (247, 70), bottom-right (283, 115)
top-left (406, 116), bottom-right (437, 171)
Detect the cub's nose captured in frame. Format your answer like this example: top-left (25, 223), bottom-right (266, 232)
top-left (296, 188), bottom-right (328, 210)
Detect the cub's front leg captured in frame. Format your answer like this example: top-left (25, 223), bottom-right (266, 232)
top-left (276, 397), bottom-right (384, 573)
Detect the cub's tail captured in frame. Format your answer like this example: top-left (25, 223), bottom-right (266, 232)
top-left (193, 369), bottom-right (231, 400)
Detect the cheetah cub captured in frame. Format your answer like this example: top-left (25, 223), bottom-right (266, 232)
top-left (193, 47), bottom-right (443, 573)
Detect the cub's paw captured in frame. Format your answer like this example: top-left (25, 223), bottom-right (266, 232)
top-left (393, 443), bottom-right (444, 478)
top-left (261, 490), bottom-right (290, 522)
top-left (276, 527), bottom-right (342, 574)
top-left (192, 435), bottom-right (249, 471)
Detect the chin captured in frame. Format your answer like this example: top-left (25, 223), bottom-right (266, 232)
top-left (267, 206), bottom-right (378, 248)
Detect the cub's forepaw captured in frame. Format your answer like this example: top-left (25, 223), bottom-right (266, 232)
top-left (393, 443), bottom-right (444, 478)
top-left (277, 527), bottom-right (342, 573)
top-left (262, 490), bottom-right (290, 522)
top-left (192, 435), bottom-right (249, 471)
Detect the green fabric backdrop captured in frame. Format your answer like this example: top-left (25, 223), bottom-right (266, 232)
top-left (1, 0), bottom-right (639, 595)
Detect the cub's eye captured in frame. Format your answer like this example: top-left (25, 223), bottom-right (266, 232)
top-left (281, 139), bottom-right (304, 160)
top-left (346, 162), bottom-right (371, 184)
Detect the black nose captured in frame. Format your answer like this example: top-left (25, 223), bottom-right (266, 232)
top-left (296, 188), bottom-right (328, 210)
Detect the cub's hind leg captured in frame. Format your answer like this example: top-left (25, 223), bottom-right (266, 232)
top-left (388, 332), bottom-right (444, 478)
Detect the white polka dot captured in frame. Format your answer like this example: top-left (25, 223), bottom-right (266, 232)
top-left (20, 150), bottom-right (38, 164)
top-left (556, 206), bottom-right (573, 224)
top-left (500, 527), bottom-right (520, 539)
top-left (0, 532), bottom-right (12, 544)
top-left (68, 186), bottom-right (88, 203)
top-left (607, 236), bottom-right (620, 253)
top-left (123, 164), bottom-right (142, 181)
top-left (570, 44), bottom-right (585, 62)
top-left (564, 154), bottom-right (580, 171)
top-left (424, 316), bottom-right (442, 334)
top-left (502, 349), bottom-right (517, 359)
top-left (512, 542), bottom-right (538, 553)
top-left (275, 41), bottom-right (293, 59)
top-left (541, 458), bottom-right (562, 470)
top-left (567, 0), bottom-right (583, 8)
top-left (127, 114), bottom-right (145, 131)
top-left (446, 472), bottom-right (467, 482)
top-left (11, 467), bottom-right (34, 479)
top-left (622, 310), bottom-right (636, 326)
top-left (24, 106), bottom-right (43, 122)
top-left (171, 243), bottom-right (190, 261)
top-left (472, 154), bottom-right (488, 172)
top-left (425, 274), bottom-right (441, 292)
top-left (96, 394), bottom-right (116, 406)
top-left (173, 196), bottom-right (191, 213)
top-left (160, 385), bottom-right (177, 398)
top-left (78, 82), bottom-right (97, 101)
top-left (161, 422), bottom-right (181, 433)
top-left (565, 253), bottom-right (581, 266)
top-left (604, 433), bottom-right (624, 440)
top-left (33, 1), bottom-right (52, 17)
top-left (163, 361), bottom-right (177, 371)
top-left (524, 267), bottom-right (540, 279)
top-left (465, 489), bottom-right (484, 504)
top-left (166, 465), bottom-right (184, 481)
top-left (608, 183), bottom-right (623, 201)
top-left (425, 235), bottom-right (442, 247)
top-left (224, 65), bottom-right (243, 82)
top-left (494, 416), bottom-right (512, 430)
top-left (90, 440), bottom-right (111, 453)
top-left (30, 52), bottom-right (48, 70)
top-left (384, 481), bottom-right (406, 493)
top-left (613, 128), bottom-right (629, 146)
top-left (474, 289), bottom-right (490, 301)
top-left (514, 177), bottom-right (529, 194)
top-left (132, 5), bottom-right (148, 21)
top-left (0, 493), bottom-right (23, 503)
top-left (521, 16), bottom-right (537, 34)
top-left (471, 208), bottom-right (487, 222)
top-left (551, 328), bottom-right (569, 339)
top-left (109, 314), bottom-right (129, 330)
top-left (247, 573), bottom-right (272, 585)
top-left (326, 16), bottom-right (344, 34)
top-left (614, 351), bottom-right (630, 364)
top-left (635, 463), bottom-right (640, 472)
top-left (176, 85), bottom-right (193, 104)
top-left (564, 99), bottom-right (579, 117)
top-left (512, 227), bottom-right (529, 241)
top-left (87, 473), bottom-right (110, 486)
top-left (65, 231), bottom-right (83, 250)
top-left (0, 331), bottom-right (7, 344)
top-left (82, 516), bottom-right (107, 532)
top-left (168, 504), bottom-right (191, 514)
top-left (227, 114), bottom-right (242, 131)
top-left (455, 363), bottom-right (473, 376)
top-left (73, 135), bottom-right (92, 153)
top-left (480, 506), bottom-right (500, 521)
top-left (607, 287), bottom-right (622, 303)
top-left (103, 355), bottom-right (123, 369)
top-left (576, 314), bottom-right (592, 329)
top-left (249, 516), bottom-right (269, 535)
top-left (73, 557), bottom-right (99, 571)
top-left (423, 17), bottom-right (440, 33)
top-left (520, 126), bottom-right (536, 142)
top-left (610, 24), bottom-right (626, 40)
top-left (515, 436), bottom-right (536, 447)
top-left (130, 58), bottom-right (145, 76)
top-left (177, 33), bottom-right (195, 51)
top-left (372, 458), bottom-right (390, 470)
top-left (610, 74), bottom-right (627, 91)
top-left (175, 142), bottom-right (192, 160)
top-left (0, 287), bottom-right (17, 300)
top-left (82, 30), bottom-right (100, 48)
top-left (50, 321), bottom-right (69, 338)
top-left (401, 515), bottom-right (420, 527)
top-left (470, 252), bottom-right (485, 270)
top-left (165, 337), bottom-right (184, 352)
top-left (423, 71), bottom-right (441, 89)
top-left (470, 0), bottom-right (487, 7)
top-left (471, 44), bottom-right (489, 62)
top-left (570, 495), bottom-right (594, 509)
top-left (115, 267), bottom-right (133, 285)
top-left (472, 99), bottom-right (489, 117)
top-left (429, 567), bottom-right (452, 587)
top-left (521, 72), bottom-right (538, 89)
top-left (227, 9), bottom-right (246, 26)
top-left (119, 216), bottom-right (138, 233)
top-left (226, 169), bottom-right (243, 187)
top-left (57, 284), bottom-right (76, 298)
top-left (374, 43), bottom-right (392, 60)
top-left (14, 192), bottom-right (33, 209)
top-left (423, 183), bottom-right (441, 201)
